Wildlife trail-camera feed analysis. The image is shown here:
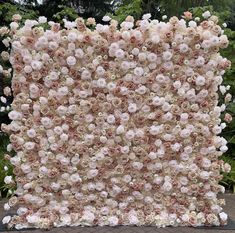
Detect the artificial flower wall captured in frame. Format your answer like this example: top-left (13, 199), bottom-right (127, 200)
top-left (0, 12), bottom-right (232, 229)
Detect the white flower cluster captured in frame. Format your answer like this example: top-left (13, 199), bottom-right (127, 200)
top-left (0, 12), bottom-right (232, 229)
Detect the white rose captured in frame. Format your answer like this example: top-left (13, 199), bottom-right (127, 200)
top-left (87, 169), bottom-right (98, 179)
top-left (219, 85), bottom-right (227, 95)
top-left (8, 110), bottom-right (22, 120)
top-left (2, 216), bottom-right (11, 224)
top-left (205, 191), bottom-right (216, 199)
top-left (10, 22), bottom-right (19, 30)
top-left (188, 20), bottom-right (197, 27)
top-left (142, 13), bottom-right (151, 20)
top-left (128, 215), bottom-right (139, 225)
top-left (70, 173), bottom-right (82, 183)
top-left (61, 214), bottom-right (71, 225)
top-left (0, 96), bottom-right (6, 103)
top-left (151, 35), bottom-right (160, 44)
top-left (102, 15), bottom-right (111, 22)
top-left (21, 164), bottom-right (31, 173)
top-left (220, 145), bottom-right (228, 152)
top-left (82, 211), bottom-right (95, 223)
top-left (38, 16), bottom-right (47, 24)
top-left (148, 152), bottom-right (157, 160)
top-left (128, 103), bottom-right (137, 113)
top-left (68, 32), bottom-right (77, 42)
top-left (219, 212), bottom-right (228, 221)
top-left (27, 129), bottom-right (36, 138)
top-left (202, 11), bottom-right (211, 19)
top-left (66, 56), bottom-right (76, 66)
top-left (4, 175), bottom-right (13, 184)
top-left (182, 213), bottom-right (189, 222)
top-left (17, 207), bottom-right (28, 216)
top-left (26, 215), bottom-right (40, 224)
top-left (222, 23), bottom-right (227, 28)
top-left (161, 181), bottom-right (172, 192)
top-left (4, 203), bottom-right (10, 210)
top-left (108, 216), bottom-right (119, 226)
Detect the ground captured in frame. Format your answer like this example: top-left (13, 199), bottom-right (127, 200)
top-left (0, 194), bottom-right (234, 233)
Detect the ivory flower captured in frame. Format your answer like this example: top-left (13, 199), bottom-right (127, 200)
top-left (66, 56), bottom-right (76, 66)
top-left (2, 216), bottom-right (11, 224)
top-left (102, 15), bottom-right (111, 22)
top-left (202, 11), bottom-right (211, 19)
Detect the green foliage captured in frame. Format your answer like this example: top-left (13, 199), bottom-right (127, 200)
top-left (141, 0), bottom-right (235, 20)
top-left (188, 5), bottom-right (232, 23)
top-left (0, 1), bottom-right (38, 126)
top-left (221, 154), bottom-right (235, 192)
top-left (34, 0), bottom-right (114, 23)
top-left (0, 2), bottom-right (38, 26)
top-left (53, 5), bottom-right (78, 23)
top-left (222, 29), bottom-right (235, 93)
top-left (0, 134), bottom-right (13, 197)
top-left (112, 0), bottom-right (142, 22)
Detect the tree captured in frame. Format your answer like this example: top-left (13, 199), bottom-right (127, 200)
top-left (16, 0), bottom-right (116, 22)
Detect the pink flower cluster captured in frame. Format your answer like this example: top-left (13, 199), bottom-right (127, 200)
top-left (0, 12), bottom-right (232, 229)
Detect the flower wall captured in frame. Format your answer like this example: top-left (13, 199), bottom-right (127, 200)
top-left (0, 13), bottom-right (232, 229)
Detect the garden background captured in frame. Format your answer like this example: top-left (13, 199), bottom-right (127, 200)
top-left (0, 0), bottom-right (235, 197)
